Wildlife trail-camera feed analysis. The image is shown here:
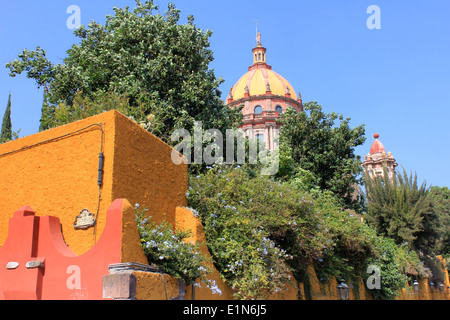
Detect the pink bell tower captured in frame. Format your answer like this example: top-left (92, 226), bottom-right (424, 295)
top-left (362, 133), bottom-right (398, 179)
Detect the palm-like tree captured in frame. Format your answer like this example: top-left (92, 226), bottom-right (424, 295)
top-left (363, 167), bottom-right (440, 254)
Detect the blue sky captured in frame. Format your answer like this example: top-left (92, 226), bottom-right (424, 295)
top-left (1, 0), bottom-right (449, 187)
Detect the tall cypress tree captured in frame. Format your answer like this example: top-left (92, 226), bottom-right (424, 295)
top-left (1, 93), bottom-right (12, 142)
top-left (39, 89), bottom-right (52, 132)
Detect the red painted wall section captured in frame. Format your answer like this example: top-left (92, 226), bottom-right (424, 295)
top-left (0, 198), bottom-right (144, 300)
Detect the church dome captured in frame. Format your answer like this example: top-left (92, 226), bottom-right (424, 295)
top-left (225, 32), bottom-right (303, 151)
top-left (230, 67), bottom-right (298, 101)
top-left (226, 32), bottom-right (300, 104)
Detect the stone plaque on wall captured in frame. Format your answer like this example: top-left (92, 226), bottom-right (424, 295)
top-left (73, 209), bottom-right (96, 230)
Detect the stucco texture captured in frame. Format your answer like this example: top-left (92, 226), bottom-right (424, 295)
top-left (0, 110), bottom-right (187, 256)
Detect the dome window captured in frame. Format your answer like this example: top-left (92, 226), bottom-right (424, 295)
top-left (254, 106), bottom-right (263, 114)
top-left (275, 106), bottom-right (283, 114)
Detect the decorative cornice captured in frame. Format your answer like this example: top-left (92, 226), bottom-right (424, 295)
top-left (228, 94), bottom-right (303, 110)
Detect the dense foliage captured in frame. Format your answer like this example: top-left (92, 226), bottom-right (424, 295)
top-left (188, 164), bottom-right (425, 299)
top-left (1, 93), bottom-right (12, 143)
top-left (135, 204), bottom-right (210, 286)
top-left (364, 168), bottom-right (442, 254)
top-left (5, 0), bottom-right (448, 300)
top-left (363, 168), bottom-right (450, 286)
top-left (188, 164), bottom-right (312, 299)
top-left (0, 93), bottom-right (20, 144)
top-left (429, 186), bottom-right (450, 262)
top-left (278, 103), bottom-right (366, 212)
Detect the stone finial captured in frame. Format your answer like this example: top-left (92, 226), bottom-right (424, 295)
top-left (256, 31), bottom-right (262, 46)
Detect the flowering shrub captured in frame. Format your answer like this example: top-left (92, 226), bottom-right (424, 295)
top-left (188, 164), bottom-right (333, 299)
top-left (134, 205), bottom-right (211, 286)
top-left (188, 164), bottom-right (428, 300)
top-left (310, 192), bottom-right (428, 300)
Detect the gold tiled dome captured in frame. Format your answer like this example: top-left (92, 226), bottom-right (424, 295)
top-left (230, 67), bottom-right (297, 101)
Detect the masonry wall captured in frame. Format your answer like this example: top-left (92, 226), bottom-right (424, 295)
top-left (110, 112), bottom-right (187, 227)
top-left (0, 110), bottom-right (187, 256)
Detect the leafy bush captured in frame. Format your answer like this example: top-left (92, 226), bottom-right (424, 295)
top-left (187, 164), bottom-right (335, 299)
top-left (188, 164), bottom-right (429, 300)
top-left (364, 237), bottom-right (425, 300)
top-left (134, 204), bottom-right (210, 286)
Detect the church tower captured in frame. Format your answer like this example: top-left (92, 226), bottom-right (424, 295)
top-left (362, 133), bottom-right (398, 179)
top-left (226, 32), bottom-right (303, 151)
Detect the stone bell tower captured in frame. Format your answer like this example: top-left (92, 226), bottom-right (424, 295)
top-left (362, 133), bottom-right (398, 179)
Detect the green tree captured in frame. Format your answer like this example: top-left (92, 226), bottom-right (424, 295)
top-left (7, 1), bottom-right (240, 141)
top-left (278, 102), bottom-right (366, 212)
top-left (1, 93), bottom-right (12, 143)
top-left (363, 168), bottom-right (442, 254)
top-left (429, 186), bottom-right (450, 259)
top-left (39, 89), bottom-right (51, 132)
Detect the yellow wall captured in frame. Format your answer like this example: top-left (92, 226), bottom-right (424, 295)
top-left (175, 206), bottom-right (235, 300)
top-left (0, 110), bottom-right (187, 255)
top-left (110, 113), bottom-right (187, 228)
top-left (133, 272), bottom-right (179, 300)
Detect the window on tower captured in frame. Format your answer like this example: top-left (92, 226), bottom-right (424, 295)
top-left (254, 106), bottom-right (263, 114)
top-left (256, 134), bottom-right (264, 144)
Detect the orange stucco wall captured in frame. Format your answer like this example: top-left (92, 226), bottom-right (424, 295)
top-left (133, 272), bottom-right (179, 300)
top-left (0, 110), bottom-right (187, 256)
top-left (110, 112), bottom-right (187, 227)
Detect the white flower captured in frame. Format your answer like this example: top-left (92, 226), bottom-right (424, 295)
top-left (207, 280), bottom-right (222, 295)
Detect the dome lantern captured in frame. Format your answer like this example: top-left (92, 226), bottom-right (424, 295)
top-left (252, 32), bottom-right (267, 66)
